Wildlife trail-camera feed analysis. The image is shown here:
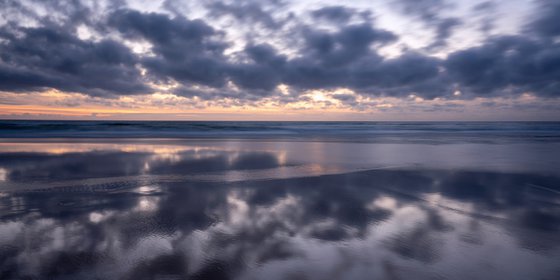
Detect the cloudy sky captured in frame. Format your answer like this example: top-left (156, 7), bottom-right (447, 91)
top-left (0, 0), bottom-right (559, 120)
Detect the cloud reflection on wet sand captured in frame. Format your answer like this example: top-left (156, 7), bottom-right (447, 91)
top-left (0, 142), bottom-right (559, 279)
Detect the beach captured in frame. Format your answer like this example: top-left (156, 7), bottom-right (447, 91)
top-left (0, 122), bottom-right (559, 279)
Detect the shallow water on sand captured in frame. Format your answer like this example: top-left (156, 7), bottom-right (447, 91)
top-left (0, 138), bottom-right (559, 279)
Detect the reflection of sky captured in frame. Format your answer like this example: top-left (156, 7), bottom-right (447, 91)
top-left (0, 140), bottom-right (559, 186)
top-left (0, 142), bottom-right (559, 279)
top-left (0, 168), bottom-right (559, 279)
top-left (0, 168), bottom-right (6, 181)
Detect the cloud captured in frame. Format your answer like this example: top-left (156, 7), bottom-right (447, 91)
top-left (109, 9), bottom-right (229, 89)
top-left (393, 0), bottom-right (450, 22)
top-left (472, 1), bottom-right (497, 34)
top-left (228, 44), bottom-right (286, 92)
top-left (205, 0), bottom-right (285, 29)
top-left (102, 5), bottom-right (452, 100)
top-left (430, 17), bottom-right (462, 49)
top-left (527, 0), bottom-right (560, 39)
top-left (0, 25), bottom-right (150, 96)
top-left (446, 35), bottom-right (560, 97)
top-left (107, 9), bottom-right (438, 98)
top-left (0, 0), bottom-right (558, 113)
top-left (2, 143), bottom-right (559, 278)
top-left (393, 0), bottom-right (461, 49)
top-left (311, 6), bottom-right (355, 23)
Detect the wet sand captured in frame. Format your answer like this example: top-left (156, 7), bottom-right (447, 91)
top-left (0, 139), bottom-right (559, 279)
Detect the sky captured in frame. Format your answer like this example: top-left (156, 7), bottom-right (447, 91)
top-left (0, 0), bottom-right (559, 121)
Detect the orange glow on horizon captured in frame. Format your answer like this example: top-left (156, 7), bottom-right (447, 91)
top-left (0, 89), bottom-right (558, 121)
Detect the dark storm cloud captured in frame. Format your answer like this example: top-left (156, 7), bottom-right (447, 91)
top-left (446, 36), bottom-right (560, 97)
top-left (393, 0), bottom-right (450, 22)
top-left (108, 7), bottom-right (289, 96)
top-left (472, 1), bottom-right (497, 34)
top-left (106, 9), bottom-right (448, 98)
top-left (527, 0), bottom-right (560, 39)
top-left (0, 25), bottom-right (150, 96)
top-left (228, 44), bottom-right (286, 92)
top-left (430, 17), bottom-right (462, 49)
top-left (350, 53), bottom-right (442, 91)
top-left (282, 32), bottom-right (447, 99)
top-left (393, 0), bottom-right (461, 49)
top-left (442, 0), bottom-right (560, 98)
top-left (301, 23), bottom-right (396, 66)
top-left (279, 23), bottom-right (444, 96)
top-left (386, 0), bottom-right (559, 98)
top-left (278, 23), bottom-right (392, 90)
top-left (0, 0), bottom-right (92, 28)
top-left (0, 0), bottom-right (558, 102)
top-left (206, 0), bottom-right (285, 29)
top-left (311, 6), bottom-right (355, 23)
top-left (103, 5), bottom-right (453, 99)
top-left (108, 9), bottom-right (229, 89)
top-left (331, 93), bottom-right (356, 102)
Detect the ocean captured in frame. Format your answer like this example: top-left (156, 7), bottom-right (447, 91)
top-left (0, 121), bottom-right (559, 279)
top-left (2, 120), bottom-right (560, 143)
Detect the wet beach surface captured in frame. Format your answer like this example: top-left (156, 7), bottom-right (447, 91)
top-left (0, 136), bottom-right (559, 279)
